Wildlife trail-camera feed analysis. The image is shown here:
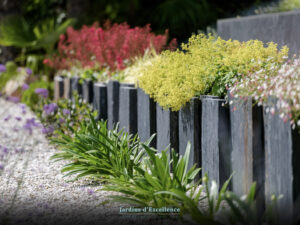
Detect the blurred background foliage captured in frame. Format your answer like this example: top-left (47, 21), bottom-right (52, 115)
top-left (0, 0), bottom-right (299, 67)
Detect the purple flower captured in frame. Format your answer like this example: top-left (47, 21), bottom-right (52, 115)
top-left (19, 103), bottom-right (27, 114)
top-left (4, 115), bottom-right (11, 121)
top-left (22, 83), bottom-right (29, 91)
top-left (35, 88), bottom-right (48, 98)
top-left (59, 118), bottom-right (65, 123)
top-left (0, 64), bottom-right (6, 73)
top-left (15, 116), bottom-right (22, 121)
top-left (62, 109), bottom-right (71, 115)
top-left (3, 147), bottom-right (9, 154)
top-left (41, 125), bottom-right (54, 135)
top-left (41, 127), bottom-right (48, 134)
top-left (23, 118), bottom-right (40, 134)
top-left (0, 164), bottom-right (4, 170)
top-left (7, 96), bottom-right (20, 103)
top-left (87, 189), bottom-right (94, 195)
top-left (25, 68), bottom-right (33, 75)
top-left (43, 103), bottom-right (58, 115)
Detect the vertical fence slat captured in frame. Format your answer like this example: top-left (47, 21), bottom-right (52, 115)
top-left (64, 77), bottom-right (72, 99)
top-left (229, 96), bottom-right (265, 206)
top-left (137, 88), bottom-right (156, 147)
top-left (107, 80), bottom-right (120, 130)
top-left (264, 97), bottom-right (294, 224)
top-left (54, 76), bottom-right (64, 100)
top-left (83, 79), bottom-right (94, 104)
top-left (93, 83), bottom-right (107, 121)
top-left (70, 77), bottom-right (82, 100)
top-left (119, 87), bottom-right (137, 134)
top-left (179, 97), bottom-right (201, 171)
top-left (201, 99), bottom-right (232, 188)
top-left (156, 105), bottom-right (178, 154)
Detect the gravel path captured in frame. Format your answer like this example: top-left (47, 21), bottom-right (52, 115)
top-left (0, 99), bottom-right (185, 225)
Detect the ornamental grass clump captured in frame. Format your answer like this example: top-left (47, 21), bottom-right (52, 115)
top-left (104, 143), bottom-right (200, 208)
top-left (51, 115), bottom-right (153, 181)
top-left (230, 58), bottom-right (300, 129)
top-left (138, 34), bottom-right (288, 111)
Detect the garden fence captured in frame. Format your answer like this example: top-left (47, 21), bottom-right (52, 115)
top-left (55, 76), bottom-right (300, 222)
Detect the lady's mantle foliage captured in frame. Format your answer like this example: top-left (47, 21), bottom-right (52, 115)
top-left (138, 34), bottom-right (288, 111)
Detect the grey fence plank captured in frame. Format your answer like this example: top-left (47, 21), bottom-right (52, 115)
top-left (119, 87), bottom-right (137, 134)
top-left (93, 83), bottom-right (107, 121)
top-left (64, 77), bottom-right (72, 99)
top-left (156, 104), bottom-right (178, 154)
top-left (137, 88), bottom-right (156, 147)
top-left (217, 11), bottom-right (300, 57)
top-left (229, 96), bottom-right (265, 207)
top-left (54, 76), bottom-right (64, 100)
top-left (179, 97), bottom-right (201, 171)
top-left (201, 99), bottom-right (232, 188)
top-left (263, 97), bottom-right (294, 224)
top-left (82, 79), bottom-right (94, 104)
top-left (107, 80), bottom-right (120, 130)
top-left (70, 76), bottom-right (82, 100)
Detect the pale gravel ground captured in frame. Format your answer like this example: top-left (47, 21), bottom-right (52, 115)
top-left (0, 98), bottom-right (186, 225)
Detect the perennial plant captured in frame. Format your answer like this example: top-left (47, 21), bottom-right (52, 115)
top-left (138, 34), bottom-right (288, 111)
top-left (44, 22), bottom-right (177, 74)
top-left (230, 58), bottom-right (300, 128)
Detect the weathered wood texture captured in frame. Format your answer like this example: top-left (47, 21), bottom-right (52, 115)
top-left (82, 79), bottom-right (94, 104)
top-left (107, 80), bottom-right (120, 130)
top-left (93, 83), bottom-right (107, 121)
top-left (137, 88), bottom-right (156, 147)
top-left (119, 87), bottom-right (137, 134)
top-left (70, 77), bottom-right (82, 100)
top-left (229, 96), bottom-right (265, 206)
top-left (179, 97), bottom-right (201, 170)
top-left (263, 97), bottom-right (296, 224)
top-left (63, 77), bottom-right (72, 99)
top-left (201, 99), bottom-right (232, 188)
top-left (54, 76), bottom-right (64, 100)
top-left (156, 104), bottom-right (178, 154)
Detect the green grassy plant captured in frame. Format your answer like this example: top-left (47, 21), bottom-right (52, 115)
top-left (51, 116), bottom-right (152, 181)
top-left (103, 143), bottom-right (200, 208)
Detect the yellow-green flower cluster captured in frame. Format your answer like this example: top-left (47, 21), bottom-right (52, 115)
top-left (137, 34), bottom-right (288, 111)
top-left (122, 48), bottom-right (161, 85)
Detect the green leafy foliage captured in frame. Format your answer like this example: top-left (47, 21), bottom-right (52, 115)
top-left (0, 61), bottom-right (19, 91)
top-left (51, 116), bottom-right (152, 181)
top-left (0, 15), bottom-right (74, 53)
top-left (0, 15), bottom-right (75, 74)
top-left (103, 143), bottom-right (200, 208)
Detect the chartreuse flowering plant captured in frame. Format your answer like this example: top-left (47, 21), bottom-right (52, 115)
top-left (230, 58), bottom-right (300, 129)
top-left (138, 34), bottom-right (288, 111)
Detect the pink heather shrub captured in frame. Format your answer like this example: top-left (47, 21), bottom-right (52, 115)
top-left (230, 58), bottom-right (300, 128)
top-left (44, 21), bottom-right (177, 73)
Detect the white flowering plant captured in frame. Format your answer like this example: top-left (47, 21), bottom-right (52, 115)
top-left (230, 58), bottom-right (300, 129)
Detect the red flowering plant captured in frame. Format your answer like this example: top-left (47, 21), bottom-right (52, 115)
top-left (44, 21), bottom-right (177, 78)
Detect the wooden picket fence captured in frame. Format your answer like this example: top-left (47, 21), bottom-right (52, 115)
top-left (55, 76), bottom-right (300, 222)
